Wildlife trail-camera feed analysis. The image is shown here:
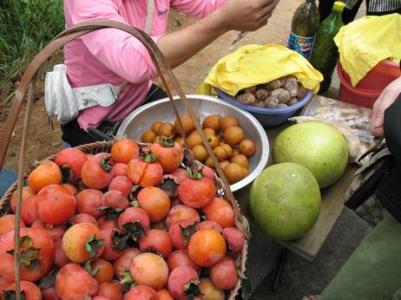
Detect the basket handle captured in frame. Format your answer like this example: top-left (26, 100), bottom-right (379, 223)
top-left (0, 20), bottom-right (247, 227)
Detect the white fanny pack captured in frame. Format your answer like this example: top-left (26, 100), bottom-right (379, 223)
top-left (44, 64), bottom-right (126, 124)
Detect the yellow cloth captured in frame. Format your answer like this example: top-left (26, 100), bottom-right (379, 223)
top-left (335, 14), bottom-right (401, 87)
top-left (198, 44), bottom-right (323, 96)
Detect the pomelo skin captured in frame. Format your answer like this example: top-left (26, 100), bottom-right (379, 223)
top-left (273, 122), bottom-right (348, 188)
top-left (250, 163), bottom-right (321, 241)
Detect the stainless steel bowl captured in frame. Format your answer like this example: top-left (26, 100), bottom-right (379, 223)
top-left (117, 95), bottom-right (269, 192)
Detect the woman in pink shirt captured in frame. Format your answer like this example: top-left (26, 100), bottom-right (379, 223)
top-left (60, 0), bottom-right (279, 146)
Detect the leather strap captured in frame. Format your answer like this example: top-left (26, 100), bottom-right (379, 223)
top-left (0, 20), bottom-right (244, 226)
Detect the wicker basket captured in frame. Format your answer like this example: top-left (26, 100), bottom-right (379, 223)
top-left (0, 20), bottom-right (249, 299)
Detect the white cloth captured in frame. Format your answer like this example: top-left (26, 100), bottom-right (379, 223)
top-left (45, 64), bottom-right (125, 124)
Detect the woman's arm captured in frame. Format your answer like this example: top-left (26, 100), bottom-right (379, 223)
top-left (67, 0), bottom-right (279, 83)
top-left (159, 0), bottom-right (280, 67)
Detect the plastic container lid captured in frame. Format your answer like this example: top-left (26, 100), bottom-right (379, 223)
top-left (333, 1), bottom-right (346, 11)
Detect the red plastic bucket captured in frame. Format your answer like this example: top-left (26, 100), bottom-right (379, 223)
top-left (337, 60), bottom-right (401, 108)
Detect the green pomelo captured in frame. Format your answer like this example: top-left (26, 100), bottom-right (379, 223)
top-left (273, 122), bottom-right (348, 188)
top-left (250, 162), bottom-right (321, 241)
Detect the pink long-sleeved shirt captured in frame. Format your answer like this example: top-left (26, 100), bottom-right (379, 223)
top-left (64, 0), bottom-right (226, 130)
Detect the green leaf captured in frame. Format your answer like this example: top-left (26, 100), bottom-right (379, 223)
top-left (84, 260), bottom-right (99, 277)
top-left (181, 223), bottom-right (198, 246)
top-left (97, 207), bottom-right (124, 220)
top-left (120, 271), bottom-right (135, 290)
top-left (158, 177), bottom-right (177, 198)
top-left (100, 157), bottom-right (113, 172)
top-left (184, 280), bottom-right (202, 300)
top-left (85, 235), bottom-right (105, 258)
top-left (3, 290), bottom-right (26, 300)
top-left (122, 222), bottom-right (145, 242)
top-left (111, 230), bottom-right (130, 251)
top-left (60, 165), bottom-right (74, 182)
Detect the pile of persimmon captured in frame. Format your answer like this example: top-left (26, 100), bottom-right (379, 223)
top-left (141, 114), bottom-right (256, 184)
top-left (0, 138), bottom-right (246, 300)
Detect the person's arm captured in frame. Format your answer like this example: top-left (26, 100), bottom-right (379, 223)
top-left (67, 0), bottom-right (279, 83)
top-left (158, 0), bottom-right (279, 67)
top-left (371, 76), bottom-right (401, 136)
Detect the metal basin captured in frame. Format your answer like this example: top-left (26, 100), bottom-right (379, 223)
top-left (117, 95), bottom-right (269, 192)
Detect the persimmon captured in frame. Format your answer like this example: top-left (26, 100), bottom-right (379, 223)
top-left (62, 222), bottom-right (105, 263)
top-left (4, 281), bottom-right (42, 300)
top-left (150, 141), bottom-right (184, 173)
top-left (113, 248), bottom-right (140, 280)
top-left (129, 252), bottom-right (169, 290)
top-left (109, 176), bottom-right (133, 197)
top-left (197, 220), bottom-right (223, 233)
top-left (158, 289), bottom-right (174, 300)
top-left (222, 227), bottom-right (245, 253)
top-left (54, 240), bottom-right (70, 268)
top-left (102, 190), bottom-right (129, 212)
top-left (210, 257), bottom-right (238, 290)
top-left (70, 213), bottom-right (98, 226)
top-left (167, 250), bottom-right (200, 274)
top-left (100, 226), bottom-right (124, 261)
top-left (137, 187), bottom-right (170, 223)
top-left (117, 207), bottom-right (150, 241)
top-left (0, 215), bottom-right (25, 236)
top-left (111, 139), bottom-right (139, 164)
top-left (177, 176), bottom-right (216, 209)
top-left (31, 219), bottom-right (65, 242)
top-left (55, 263), bottom-right (98, 300)
top-left (62, 183), bottom-right (78, 195)
top-left (42, 286), bottom-right (60, 300)
top-left (76, 189), bottom-right (104, 219)
top-left (168, 221), bottom-right (197, 250)
top-left (111, 163), bottom-right (128, 177)
top-left (98, 282), bottom-right (123, 300)
top-left (81, 153), bottom-right (113, 190)
top-left (124, 285), bottom-right (158, 300)
top-left (21, 195), bottom-right (38, 225)
top-left (0, 228), bottom-right (54, 282)
top-left (10, 186), bottom-right (35, 213)
top-left (170, 168), bottom-right (188, 184)
top-left (201, 166), bottom-right (215, 181)
top-left (198, 278), bottom-right (225, 300)
top-left (127, 154), bottom-right (163, 188)
top-left (202, 198), bottom-right (234, 228)
top-left (167, 266), bottom-right (200, 300)
top-left (139, 229), bottom-right (172, 258)
top-left (35, 184), bottom-right (76, 225)
top-left (54, 148), bottom-right (87, 181)
top-left (165, 205), bottom-right (200, 229)
top-left (187, 229), bottom-right (226, 267)
top-left (86, 258), bottom-right (114, 283)
top-left (28, 160), bottom-right (62, 192)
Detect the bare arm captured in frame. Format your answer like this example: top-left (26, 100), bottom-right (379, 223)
top-left (158, 0), bottom-right (280, 67)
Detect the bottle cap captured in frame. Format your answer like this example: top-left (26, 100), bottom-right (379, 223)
top-left (333, 1), bottom-right (346, 12)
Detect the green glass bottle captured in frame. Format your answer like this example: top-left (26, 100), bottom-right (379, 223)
top-left (288, 0), bottom-right (320, 60)
top-left (310, 1), bottom-right (345, 93)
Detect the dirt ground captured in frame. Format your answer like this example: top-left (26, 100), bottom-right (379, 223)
top-left (0, 0), bottom-right (301, 169)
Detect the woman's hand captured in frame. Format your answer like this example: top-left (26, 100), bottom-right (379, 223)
top-left (217, 0), bottom-right (280, 31)
top-left (371, 76), bottom-right (401, 137)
